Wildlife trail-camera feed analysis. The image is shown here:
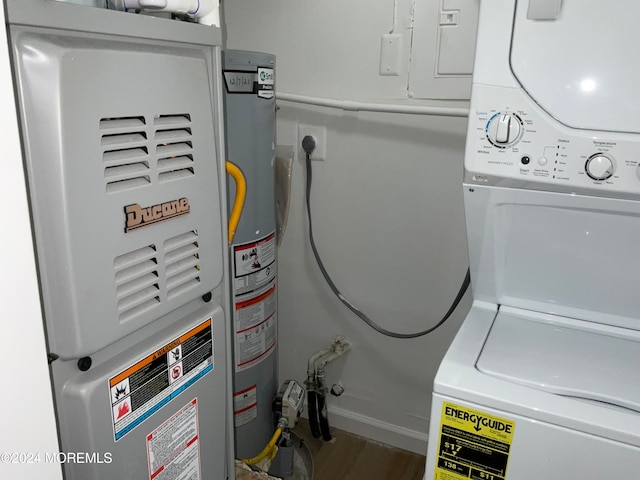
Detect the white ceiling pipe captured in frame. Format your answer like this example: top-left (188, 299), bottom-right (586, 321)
top-left (123, 0), bottom-right (219, 26)
top-left (277, 92), bottom-right (470, 118)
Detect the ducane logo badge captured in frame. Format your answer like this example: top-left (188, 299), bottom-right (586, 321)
top-left (124, 198), bottom-right (190, 232)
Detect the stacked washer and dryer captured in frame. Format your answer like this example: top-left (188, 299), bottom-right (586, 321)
top-left (426, 1), bottom-right (640, 479)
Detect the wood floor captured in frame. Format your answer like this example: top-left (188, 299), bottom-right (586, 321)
top-left (293, 419), bottom-right (426, 480)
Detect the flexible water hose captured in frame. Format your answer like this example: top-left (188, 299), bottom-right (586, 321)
top-left (241, 427), bottom-right (282, 466)
top-left (226, 161), bottom-right (246, 244)
top-left (307, 391), bottom-right (321, 439)
top-left (317, 394), bottom-right (332, 441)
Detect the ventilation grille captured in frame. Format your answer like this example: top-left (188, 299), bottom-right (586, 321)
top-left (100, 113), bottom-right (196, 192)
top-left (100, 116), bottom-right (150, 193)
top-left (155, 114), bottom-right (195, 183)
top-left (114, 245), bottom-right (160, 322)
top-left (164, 230), bottom-right (201, 300)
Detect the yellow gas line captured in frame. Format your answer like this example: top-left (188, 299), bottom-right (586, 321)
top-left (241, 427), bottom-right (282, 466)
top-left (226, 161), bottom-right (246, 244)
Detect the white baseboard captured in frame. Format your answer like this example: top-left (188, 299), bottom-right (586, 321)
top-left (323, 405), bottom-right (429, 456)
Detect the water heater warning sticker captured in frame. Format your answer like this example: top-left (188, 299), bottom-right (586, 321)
top-left (233, 384), bottom-right (258, 427)
top-left (233, 232), bottom-right (276, 294)
top-left (434, 402), bottom-right (515, 480)
top-left (232, 232), bottom-right (277, 372)
top-left (109, 319), bottom-right (213, 441)
top-left (234, 282), bottom-right (277, 372)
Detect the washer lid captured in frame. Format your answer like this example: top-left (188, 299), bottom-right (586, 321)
top-left (510, 0), bottom-right (640, 133)
top-left (477, 307), bottom-right (640, 414)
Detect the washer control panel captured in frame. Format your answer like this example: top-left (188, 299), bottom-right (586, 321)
top-left (585, 153), bottom-right (615, 181)
top-left (466, 86), bottom-right (640, 197)
top-left (486, 112), bottom-right (523, 147)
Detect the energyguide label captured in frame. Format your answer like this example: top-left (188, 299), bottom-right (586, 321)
top-left (434, 402), bottom-right (515, 480)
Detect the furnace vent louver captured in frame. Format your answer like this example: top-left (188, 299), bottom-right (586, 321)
top-left (114, 245), bottom-right (160, 323)
top-left (101, 116), bottom-right (150, 193)
top-left (155, 114), bottom-right (195, 183)
top-left (164, 230), bottom-right (201, 300)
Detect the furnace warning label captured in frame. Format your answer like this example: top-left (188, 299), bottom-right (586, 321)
top-left (234, 281), bottom-right (277, 372)
top-left (434, 403), bottom-right (515, 480)
top-left (233, 232), bottom-right (276, 295)
top-left (109, 319), bottom-right (214, 441)
top-left (147, 398), bottom-right (201, 480)
top-left (233, 384), bottom-right (258, 427)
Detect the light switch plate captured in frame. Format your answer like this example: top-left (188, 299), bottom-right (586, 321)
top-left (380, 34), bottom-right (402, 76)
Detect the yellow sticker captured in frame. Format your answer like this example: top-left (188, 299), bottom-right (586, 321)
top-left (434, 402), bottom-right (515, 480)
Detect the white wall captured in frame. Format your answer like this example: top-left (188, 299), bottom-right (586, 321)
top-left (0, 6), bottom-right (63, 480)
top-left (224, 0), bottom-right (472, 454)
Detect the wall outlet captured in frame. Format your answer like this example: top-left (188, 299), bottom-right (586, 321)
top-left (298, 124), bottom-right (326, 161)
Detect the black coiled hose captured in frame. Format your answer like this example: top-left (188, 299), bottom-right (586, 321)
top-left (317, 394), bottom-right (332, 441)
top-left (307, 390), bottom-right (321, 439)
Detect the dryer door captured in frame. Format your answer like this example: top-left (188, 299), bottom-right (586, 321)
top-left (510, 0), bottom-right (640, 133)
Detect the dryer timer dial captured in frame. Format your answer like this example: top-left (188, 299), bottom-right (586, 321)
top-left (486, 113), bottom-right (522, 147)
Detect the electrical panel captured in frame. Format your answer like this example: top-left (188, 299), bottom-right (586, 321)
top-left (409, 0), bottom-right (480, 100)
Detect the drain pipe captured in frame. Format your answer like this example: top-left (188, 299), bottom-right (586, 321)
top-left (305, 336), bottom-right (351, 441)
top-left (315, 365), bottom-right (331, 441)
top-left (306, 347), bottom-right (331, 439)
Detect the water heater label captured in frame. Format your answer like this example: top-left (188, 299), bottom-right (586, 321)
top-left (257, 67), bottom-right (274, 99)
top-left (146, 398), bottom-right (201, 480)
top-left (234, 282), bottom-right (277, 372)
top-left (233, 384), bottom-right (258, 427)
top-left (223, 67), bottom-right (274, 99)
top-left (233, 232), bottom-right (276, 294)
top-left (109, 319), bottom-right (213, 441)
top-left (434, 402), bottom-right (515, 480)
top-left (223, 71), bottom-right (256, 93)
top-left (232, 232), bottom-right (277, 372)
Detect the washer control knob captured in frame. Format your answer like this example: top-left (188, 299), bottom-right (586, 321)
top-left (585, 154), bottom-right (615, 181)
top-left (487, 113), bottom-right (522, 147)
